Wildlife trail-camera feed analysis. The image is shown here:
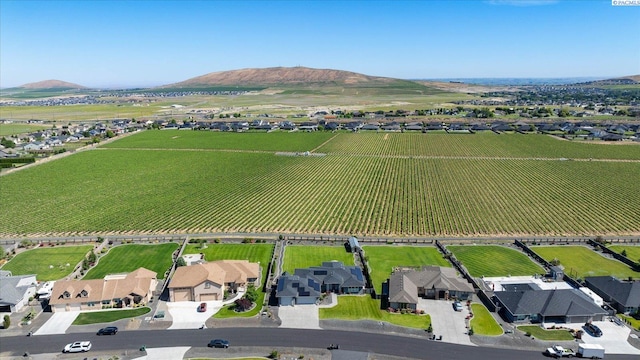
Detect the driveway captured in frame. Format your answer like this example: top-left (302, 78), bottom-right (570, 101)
top-left (573, 321), bottom-right (640, 355)
top-left (33, 311), bottom-right (79, 335)
top-left (131, 346), bottom-right (191, 360)
top-left (166, 301), bottom-right (224, 330)
top-left (279, 304), bottom-right (320, 329)
top-left (418, 299), bottom-right (476, 346)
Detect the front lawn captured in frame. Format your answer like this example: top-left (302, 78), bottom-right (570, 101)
top-left (516, 325), bottom-right (575, 341)
top-left (447, 245), bottom-right (544, 277)
top-left (319, 295), bottom-right (430, 329)
top-left (213, 292), bottom-right (265, 319)
top-left (72, 307), bottom-right (150, 325)
top-left (469, 303), bottom-right (502, 336)
top-left (362, 245), bottom-right (450, 294)
top-left (1, 245), bottom-right (93, 281)
top-left (532, 245), bottom-right (640, 279)
top-left (83, 243), bottom-right (179, 279)
top-left (282, 245), bottom-right (354, 274)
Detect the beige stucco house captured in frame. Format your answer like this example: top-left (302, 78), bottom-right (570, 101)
top-left (49, 267), bottom-right (157, 312)
top-left (168, 260), bottom-right (260, 302)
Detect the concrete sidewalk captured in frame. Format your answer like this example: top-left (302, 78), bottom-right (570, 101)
top-left (131, 346), bottom-right (191, 360)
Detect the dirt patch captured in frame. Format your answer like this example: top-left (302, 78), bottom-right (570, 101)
top-left (383, 134), bottom-right (389, 140)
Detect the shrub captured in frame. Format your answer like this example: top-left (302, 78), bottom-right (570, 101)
top-left (3, 315), bottom-right (10, 329)
top-left (269, 350), bottom-right (280, 359)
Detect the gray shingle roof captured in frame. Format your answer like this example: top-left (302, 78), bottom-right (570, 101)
top-left (0, 275), bottom-right (36, 306)
top-left (494, 289), bottom-right (607, 318)
top-left (585, 276), bottom-right (640, 308)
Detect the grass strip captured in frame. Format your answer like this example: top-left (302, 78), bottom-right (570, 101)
top-left (72, 307), bottom-right (150, 325)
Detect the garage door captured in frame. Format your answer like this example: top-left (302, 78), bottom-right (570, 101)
top-left (66, 303), bottom-right (81, 312)
top-left (172, 289), bottom-right (191, 302)
top-left (199, 293), bottom-right (218, 301)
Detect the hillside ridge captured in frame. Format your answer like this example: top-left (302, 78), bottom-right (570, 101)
top-left (18, 79), bottom-right (87, 89)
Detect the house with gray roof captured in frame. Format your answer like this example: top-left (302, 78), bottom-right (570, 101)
top-left (584, 276), bottom-right (640, 315)
top-left (387, 266), bottom-right (474, 311)
top-left (493, 288), bottom-right (607, 323)
top-left (0, 274), bottom-right (37, 313)
top-left (276, 261), bottom-right (365, 306)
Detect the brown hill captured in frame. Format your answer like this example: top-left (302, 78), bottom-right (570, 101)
top-left (580, 75), bottom-right (640, 86)
top-left (19, 79), bottom-right (86, 89)
top-left (164, 66), bottom-right (403, 88)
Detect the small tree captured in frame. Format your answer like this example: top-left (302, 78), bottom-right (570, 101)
top-left (621, 249), bottom-right (627, 257)
top-left (244, 284), bottom-right (259, 303)
top-left (3, 315), bottom-right (10, 329)
top-left (176, 257), bottom-right (187, 267)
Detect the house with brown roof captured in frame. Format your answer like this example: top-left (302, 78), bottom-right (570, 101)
top-left (49, 267), bottom-right (157, 312)
top-left (386, 266), bottom-right (474, 311)
top-left (168, 260), bottom-right (260, 302)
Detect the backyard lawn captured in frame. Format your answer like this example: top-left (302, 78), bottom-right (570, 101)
top-left (1, 245), bottom-right (93, 281)
top-left (608, 245), bottom-right (640, 264)
top-left (532, 245), bottom-right (640, 280)
top-left (283, 245), bottom-right (354, 274)
top-left (447, 245), bottom-right (544, 277)
top-left (183, 243), bottom-right (273, 285)
top-left (72, 307), bottom-right (150, 325)
top-left (319, 295), bottom-right (430, 329)
top-left (469, 303), bottom-right (502, 336)
top-left (83, 243), bottom-right (179, 280)
top-left (362, 245), bottom-right (450, 294)
top-left (516, 325), bottom-right (575, 341)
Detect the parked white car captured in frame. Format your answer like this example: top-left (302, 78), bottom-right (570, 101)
top-left (63, 341), bottom-right (91, 353)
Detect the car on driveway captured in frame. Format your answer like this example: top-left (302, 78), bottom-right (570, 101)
top-left (453, 301), bottom-right (463, 311)
top-left (97, 326), bottom-right (118, 335)
top-left (198, 302), bottom-right (207, 312)
top-left (584, 322), bottom-right (603, 337)
top-left (208, 339), bottom-right (230, 348)
top-left (63, 341), bottom-right (92, 353)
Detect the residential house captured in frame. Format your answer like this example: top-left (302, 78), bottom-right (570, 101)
top-left (49, 267), bottom-right (157, 312)
top-left (0, 274), bottom-right (37, 313)
top-left (585, 276), bottom-right (640, 315)
top-left (276, 261), bottom-right (365, 306)
top-left (168, 260), bottom-right (260, 302)
top-left (386, 266), bottom-right (474, 311)
top-left (493, 288), bottom-right (607, 323)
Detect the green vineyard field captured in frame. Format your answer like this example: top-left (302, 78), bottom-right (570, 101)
top-left (1, 131), bottom-right (639, 237)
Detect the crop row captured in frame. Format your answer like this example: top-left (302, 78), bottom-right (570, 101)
top-left (1, 147), bottom-right (638, 237)
top-left (317, 132), bottom-right (640, 160)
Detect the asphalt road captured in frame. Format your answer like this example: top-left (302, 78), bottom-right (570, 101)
top-left (2, 328), bottom-right (639, 360)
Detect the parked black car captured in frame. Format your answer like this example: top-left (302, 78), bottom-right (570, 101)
top-left (96, 327), bottom-right (118, 335)
top-left (208, 339), bottom-right (230, 348)
top-left (584, 322), bottom-right (602, 337)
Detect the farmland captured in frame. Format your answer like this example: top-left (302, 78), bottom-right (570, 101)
top-left (532, 245), bottom-right (640, 279)
top-left (362, 245), bottom-right (450, 294)
top-left (0, 245), bottom-right (93, 281)
top-left (1, 131), bottom-right (639, 238)
top-left (83, 243), bottom-right (179, 280)
top-left (447, 245), bottom-right (545, 277)
top-left (282, 245), bottom-right (354, 273)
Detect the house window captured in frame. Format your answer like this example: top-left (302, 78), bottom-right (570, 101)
top-left (87, 302), bottom-right (95, 307)
top-left (63, 291), bottom-right (70, 299)
top-left (204, 282), bottom-right (211, 289)
top-left (102, 300), bottom-right (110, 305)
top-left (80, 290), bottom-right (88, 298)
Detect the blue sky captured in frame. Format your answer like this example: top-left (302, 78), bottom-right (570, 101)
top-left (1, 0), bottom-right (639, 88)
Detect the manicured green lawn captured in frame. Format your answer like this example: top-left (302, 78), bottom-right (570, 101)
top-left (283, 245), bottom-right (354, 274)
top-left (608, 245), bottom-right (640, 263)
top-left (447, 245), bottom-right (545, 277)
top-left (83, 243), bottom-right (179, 280)
top-left (469, 303), bottom-right (502, 336)
top-left (320, 295), bottom-right (430, 329)
top-left (532, 246), bottom-right (640, 279)
top-left (363, 245), bottom-right (451, 294)
top-left (72, 307), bottom-right (150, 325)
top-left (516, 325), bottom-right (575, 341)
top-left (1, 245), bottom-right (93, 281)
top-left (183, 243), bottom-right (273, 286)
top-left (213, 292), bottom-right (266, 319)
